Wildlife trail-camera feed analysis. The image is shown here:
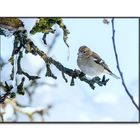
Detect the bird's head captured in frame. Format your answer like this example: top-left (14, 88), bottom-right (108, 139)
top-left (78, 46), bottom-right (92, 58)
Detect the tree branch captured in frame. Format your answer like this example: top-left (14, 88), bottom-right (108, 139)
top-left (4, 99), bottom-right (52, 122)
top-left (17, 51), bottom-right (40, 80)
top-left (29, 40), bottom-right (109, 89)
top-left (111, 18), bottom-right (139, 111)
top-left (0, 18), bottom-right (109, 105)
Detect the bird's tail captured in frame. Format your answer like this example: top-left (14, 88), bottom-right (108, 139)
top-left (110, 72), bottom-right (120, 79)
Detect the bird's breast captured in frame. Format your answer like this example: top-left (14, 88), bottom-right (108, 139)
top-left (77, 56), bottom-right (104, 76)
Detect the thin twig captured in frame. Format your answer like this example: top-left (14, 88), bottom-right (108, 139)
top-left (111, 18), bottom-right (139, 111)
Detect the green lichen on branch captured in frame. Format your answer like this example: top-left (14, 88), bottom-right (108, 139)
top-left (30, 18), bottom-right (58, 34)
top-left (30, 18), bottom-right (70, 47)
top-left (25, 39), bottom-right (38, 55)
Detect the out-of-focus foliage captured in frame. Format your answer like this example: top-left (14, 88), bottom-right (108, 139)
top-left (0, 18), bottom-right (25, 37)
top-left (0, 18), bottom-right (24, 30)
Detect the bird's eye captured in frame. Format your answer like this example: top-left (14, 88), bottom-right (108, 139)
top-left (83, 51), bottom-right (86, 53)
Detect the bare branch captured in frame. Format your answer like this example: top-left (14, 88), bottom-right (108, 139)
top-left (4, 99), bottom-right (52, 122)
top-left (111, 18), bottom-right (139, 111)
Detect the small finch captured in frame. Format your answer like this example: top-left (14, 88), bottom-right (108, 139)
top-left (77, 46), bottom-right (120, 79)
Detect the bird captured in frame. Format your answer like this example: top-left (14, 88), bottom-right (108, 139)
top-left (77, 46), bottom-right (120, 79)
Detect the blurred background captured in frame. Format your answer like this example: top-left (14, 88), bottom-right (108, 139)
top-left (0, 18), bottom-right (139, 122)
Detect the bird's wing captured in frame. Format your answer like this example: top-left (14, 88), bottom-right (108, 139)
top-left (91, 51), bottom-right (102, 61)
top-left (92, 51), bottom-right (111, 72)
